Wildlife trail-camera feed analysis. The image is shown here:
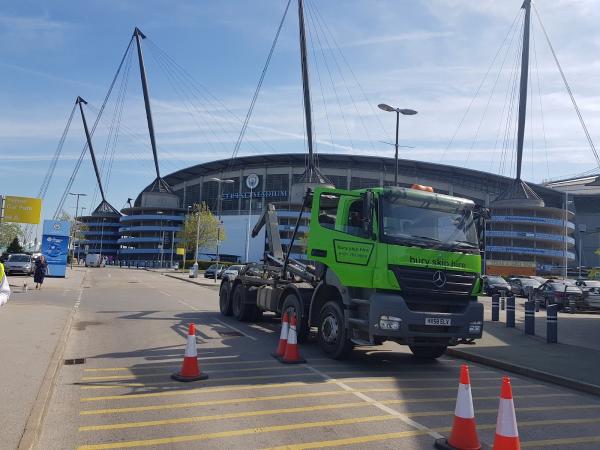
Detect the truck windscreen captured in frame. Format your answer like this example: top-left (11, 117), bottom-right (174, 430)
top-left (380, 194), bottom-right (478, 250)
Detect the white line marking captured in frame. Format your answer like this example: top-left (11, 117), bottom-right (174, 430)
top-left (108, 273), bottom-right (112, 278)
top-left (214, 318), bottom-right (259, 341)
top-left (248, 324), bottom-right (276, 334)
top-left (159, 291), bottom-right (172, 297)
top-left (305, 365), bottom-right (445, 440)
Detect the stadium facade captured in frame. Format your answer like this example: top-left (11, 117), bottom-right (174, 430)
top-left (93, 153), bottom-right (598, 274)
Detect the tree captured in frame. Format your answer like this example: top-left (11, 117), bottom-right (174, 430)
top-left (178, 203), bottom-right (225, 257)
top-left (0, 222), bottom-right (23, 249)
top-left (6, 237), bottom-right (23, 254)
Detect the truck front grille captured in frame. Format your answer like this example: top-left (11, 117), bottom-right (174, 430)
top-left (389, 265), bottom-right (477, 313)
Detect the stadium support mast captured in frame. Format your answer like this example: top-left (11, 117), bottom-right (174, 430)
top-left (76, 96), bottom-right (107, 202)
top-left (133, 27), bottom-right (164, 184)
top-left (296, 0), bottom-right (329, 185)
top-left (515, 0), bottom-right (531, 182)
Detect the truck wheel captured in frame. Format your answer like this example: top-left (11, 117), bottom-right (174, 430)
top-left (232, 285), bottom-right (254, 322)
top-left (281, 294), bottom-right (309, 343)
top-left (318, 301), bottom-right (353, 360)
top-left (409, 345), bottom-right (447, 359)
top-left (219, 281), bottom-right (232, 316)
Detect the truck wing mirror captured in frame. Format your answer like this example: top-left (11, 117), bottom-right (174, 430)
top-left (362, 191), bottom-right (374, 236)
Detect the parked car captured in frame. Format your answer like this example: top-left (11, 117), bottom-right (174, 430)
top-left (204, 264), bottom-right (225, 279)
top-left (575, 280), bottom-right (600, 309)
top-left (533, 281), bottom-right (584, 310)
top-left (508, 277), bottom-right (541, 297)
top-left (483, 275), bottom-right (512, 296)
top-left (4, 253), bottom-right (34, 275)
top-left (221, 265), bottom-right (244, 280)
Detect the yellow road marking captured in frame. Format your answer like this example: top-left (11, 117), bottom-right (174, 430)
top-left (81, 390), bottom-right (354, 415)
top-left (82, 358), bottom-right (331, 372)
top-left (81, 364), bottom-right (314, 381)
top-left (264, 417), bottom-right (600, 450)
top-left (78, 372), bottom-right (498, 391)
top-left (522, 436), bottom-right (600, 448)
top-left (80, 381), bottom-right (544, 402)
top-left (262, 429), bottom-right (442, 450)
top-left (76, 415), bottom-right (397, 449)
top-left (79, 400), bottom-right (371, 431)
top-left (78, 393), bottom-right (577, 431)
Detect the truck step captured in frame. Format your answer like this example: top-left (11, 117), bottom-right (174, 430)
top-left (347, 318), bottom-right (369, 327)
top-left (350, 338), bottom-right (372, 346)
top-left (350, 298), bottom-right (370, 306)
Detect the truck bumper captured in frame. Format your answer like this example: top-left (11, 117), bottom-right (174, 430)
top-left (368, 292), bottom-right (483, 346)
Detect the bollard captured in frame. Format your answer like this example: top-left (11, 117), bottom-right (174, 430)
top-left (569, 297), bottom-right (576, 314)
top-left (524, 301), bottom-right (535, 335)
top-left (492, 294), bottom-right (500, 321)
top-left (500, 290), bottom-right (506, 311)
top-left (547, 304), bottom-right (558, 343)
top-left (506, 296), bottom-right (515, 328)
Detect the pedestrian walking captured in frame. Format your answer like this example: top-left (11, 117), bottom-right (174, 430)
top-left (34, 255), bottom-right (48, 290)
top-left (0, 261), bottom-right (10, 306)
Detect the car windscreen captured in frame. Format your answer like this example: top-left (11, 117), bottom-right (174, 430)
top-left (488, 276), bottom-right (507, 284)
top-left (380, 191), bottom-right (478, 250)
top-left (521, 279), bottom-right (540, 286)
top-left (8, 255), bottom-right (30, 262)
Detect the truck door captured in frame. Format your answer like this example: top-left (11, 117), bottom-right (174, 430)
top-left (308, 191), bottom-right (375, 288)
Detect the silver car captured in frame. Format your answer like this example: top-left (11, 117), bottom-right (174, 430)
top-left (5, 254), bottom-right (34, 275)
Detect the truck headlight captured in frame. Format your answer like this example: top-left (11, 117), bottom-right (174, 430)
top-left (468, 321), bottom-right (482, 334)
top-left (379, 316), bottom-right (402, 331)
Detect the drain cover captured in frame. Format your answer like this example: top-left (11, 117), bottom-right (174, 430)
top-left (64, 358), bottom-right (86, 365)
top-left (217, 330), bottom-right (243, 337)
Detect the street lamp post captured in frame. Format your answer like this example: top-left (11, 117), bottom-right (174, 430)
top-left (210, 177), bottom-right (234, 282)
top-left (157, 211), bottom-right (164, 268)
top-left (69, 192), bottom-right (87, 268)
top-left (244, 174), bottom-right (260, 263)
top-left (377, 103), bottom-right (417, 186)
top-left (77, 207), bottom-right (86, 265)
top-left (99, 218), bottom-right (106, 265)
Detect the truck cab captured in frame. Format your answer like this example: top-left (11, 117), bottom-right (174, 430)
top-left (306, 186), bottom-right (484, 358)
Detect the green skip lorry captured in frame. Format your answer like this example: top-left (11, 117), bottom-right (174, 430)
top-left (219, 185), bottom-right (486, 359)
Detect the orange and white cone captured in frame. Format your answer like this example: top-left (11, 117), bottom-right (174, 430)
top-left (435, 364), bottom-right (481, 450)
top-left (171, 323), bottom-right (209, 382)
top-left (493, 377), bottom-right (520, 450)
top-left (271, 312), bottom-right (290, 359)
top-left (279, 313), bottom-right (306, 364)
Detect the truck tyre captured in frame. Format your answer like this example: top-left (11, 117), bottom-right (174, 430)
top-left (219, 281), bottom-right (232, 316)
top-left (409, 345), bottom-right (447, 359)
top-left (318, 301), bottom-right (353, 359)
top-left (281, 294), bottom-right (309, 343)
top-left (232, 285), bottom-right (254, 322)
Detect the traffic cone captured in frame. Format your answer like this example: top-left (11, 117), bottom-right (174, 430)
top-left (493, 377), bottom-right (520, 450)
top-left (171, 323), bottom-right (209, 382)
top-left (279, 313), bottom-right (306, 364)
top-left (435, 364), bottom-right (481, 450)
top-left (271, 312), bottom-right (290, 359)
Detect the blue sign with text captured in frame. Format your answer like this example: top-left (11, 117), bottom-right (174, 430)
top-left (41, 220), bottom-right (71, 278)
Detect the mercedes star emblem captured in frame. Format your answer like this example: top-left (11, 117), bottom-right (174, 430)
top-left (432, 271), bottom-right (446, 288)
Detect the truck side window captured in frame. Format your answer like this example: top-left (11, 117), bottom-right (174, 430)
top-left (318, 193), bottom-right (339, 229)
top-left (344, 200), bottom-right (366, 237)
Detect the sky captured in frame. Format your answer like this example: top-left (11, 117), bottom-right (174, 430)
top-left (1, 0), bottom-right (599, 222)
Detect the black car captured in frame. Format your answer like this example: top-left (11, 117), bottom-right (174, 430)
top-left (533, 281), bottom-right (584, 310)
top-left (508, 277), bottom-right (541, 297)
top-left (483, 275), bottom-right (512, 296)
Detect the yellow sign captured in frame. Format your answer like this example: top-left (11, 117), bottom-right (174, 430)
top-left (2, 196), bottom-right (42, 224)
top-left (176, 248), bottom-right (186, 256)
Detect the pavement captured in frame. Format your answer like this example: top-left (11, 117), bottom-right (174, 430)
top-left (0, 268), bottom-right (85, 450)
top-left (22, 267), bottom-right (600, 449)
top-left (447, 296), bottom-right (600, 396)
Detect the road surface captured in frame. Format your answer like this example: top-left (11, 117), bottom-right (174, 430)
top-left (26, 268), bottom-right (600, 449)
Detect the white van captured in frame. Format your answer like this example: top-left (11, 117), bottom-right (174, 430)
top-left (85, 254), bottom-right (103, 268)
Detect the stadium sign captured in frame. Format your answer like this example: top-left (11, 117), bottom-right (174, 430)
top-left (221, 190), bottom-right (288, 200)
